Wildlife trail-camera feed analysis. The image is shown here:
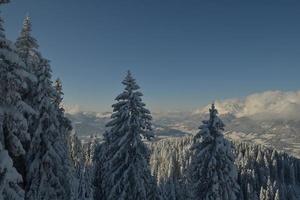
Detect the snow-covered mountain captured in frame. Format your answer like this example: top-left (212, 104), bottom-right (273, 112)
top-left (195, 90), bottom-right (300, 120)
top-left (66, 90), bottom-right (300, 157)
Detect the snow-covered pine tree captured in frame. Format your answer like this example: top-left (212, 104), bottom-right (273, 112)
top-left (188, 104), bottom-right (240, 200)
top-left (160, 154), bottom-right (180, 200)
top-left (15, 16), bottom-right (38, 67)
top-left (25, 57), bottom-right (72, 200)
top-left (70, 134), bottom-right (98, 200)
top-left (0, 2), bottom-right (30, 198)
top-left (0, 2), bottom-right (36, 187)
top-left (259, 187), bottom-right (267, 200)
top-left (53, 78), bottom-right (63, 108)
top-left (0, 142), bottom-right (24, 200)
top-left (150, 136), bottom-right (300, 200)
top-left (274, 189), bottom-right (280, 200)
top-left (83, 135), bottom-right (99, 165)
top-left (69, 133), bottom-right (85, 173)
top-left (93, 142), bottom-right (106, 200)
top-left (15, 16), bottom-right (41, 140)
top-left (99, 71), bottom-right (157, 200)
top-left (53, 78), bottom-right (73, 160)
top-left (53, 78), bottom-right (80, 200)
top-left (265, 177), bottom-right (275, 200)
top-left (69, 132), bottom-right (93, 200)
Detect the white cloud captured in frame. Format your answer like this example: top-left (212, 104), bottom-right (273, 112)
top-left (64, 104), bottom-right (82, 114)
top-left (65, 90), bottom-right (300, 121)
top-left (195, 90), bottom-right (300, 120)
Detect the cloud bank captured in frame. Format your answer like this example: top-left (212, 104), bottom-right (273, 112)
top-left (196, 90), bottom-right (300, 120)
top-left (65, 90), bottom-right (300, 121)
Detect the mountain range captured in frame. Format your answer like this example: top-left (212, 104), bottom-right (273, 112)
top-left (66, 90), bottom-right (300, 158)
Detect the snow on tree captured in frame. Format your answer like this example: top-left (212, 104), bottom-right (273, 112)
top-left (0, 7), bottom-right (36, 184)
top-left (72, 134), bottom-right (100, 200)
top-left (0, 142), bottom-right (24, 200)
top-left (93, 142), bottom-right (106, 200)
top-left (149, 132), bottom-right (300, 200)
top-left (258, 178), bottom-right (276, 200)
top-left (259, 187), bottom-right (267, 200)
top-left (149, 137), bottom-right (192, 200)
top-left (83, 135), bottom-right (99, 165)
top-left (25, 57), bottom-right (73, 200)
top-left (53, 79), bottom-right (63, 108)
top-left (234, 142), bottom-right (300, 200)
top-left (98, 71), bottom-right (157, 200)
top-left (68, 132), bottom-right (94, 200)
top-left (159, 154), bottom-right (182, 200)
top-left (188, 104), bottom-right (240, 200)
top-left (15, 16), bottom-right (38, 67)
top-left (274, 189), bottom-right (280, 200)
top-left (53, 78), bottom-right (81, 200)
top-left (15, 16), bottom-right (41, 140)
top-left (265, 177), bottom-right (275, 199)
top-left (53, 78), bottom-right (72, 160)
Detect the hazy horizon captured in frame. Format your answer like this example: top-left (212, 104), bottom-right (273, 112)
top-left (64, 89), bottom-right (300, 117)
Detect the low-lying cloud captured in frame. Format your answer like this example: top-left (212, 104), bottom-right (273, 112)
top-left (196, 90), bottom-right (300, 121)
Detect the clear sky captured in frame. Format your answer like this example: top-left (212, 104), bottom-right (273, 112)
top-left (2, 0), bottom-right (300, 112)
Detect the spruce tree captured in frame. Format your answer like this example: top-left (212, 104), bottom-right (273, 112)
top-left (0, 2), bottom-right (36, 186)
top-left (15, 16), bottom-right (38, 67)
top-left (53, 78), bottom-right (72, 143)
top-left (13, 15), bottom-right (75, 200)
top-left (25, 57), bottom-right (72, 200)
top-left (15, 16), bottom-right (40, 140)
top-left (188, 104), bottom-right (240, 200)
top-left (54, 79), bottom-right (63, 108)
top-left (0, 143), bottom-right (24, 200)
top-left (69, 133), bottom-right (93, 200)
top-left (53, 78), bottom-right (78, 199)
top-left (0, 2), bottom-right (32, 199)
top-left (93, 142), bottom-right (106, 200)
top-left (259, 187), bottom-right (267, 200)
top-left (100, 71), bottom-right (157, 200)
top-left (274, 189), bottom-right (280, 200)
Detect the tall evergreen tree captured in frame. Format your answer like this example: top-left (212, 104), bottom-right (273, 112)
top-left (188, 104), bottom-right (240, 200)
top-left (15, 16), bottom-right (40, 140)
top-left (54, 78), bottom-right (63, 108)
top-left (69, 132), bottom-right (93, 200)
top-left (99, 71), bottom-right (157, 200)
top-left (25, 57), bottom-right (72, 200)
top-left (0, 2), bottom-right (36, 189)
top-left (15, 16), bottom-right (38, 67)
top-left (0, 1), bottom-right (34, 199)
top-left (0, 143), bottom-right (24, 200)
top-left (93, 142), bottom-right (106, 200)
top-left (13, 14), bottom-right (76, 200)
top-left (53, 78), bottom-right (72, 143)
top-left (274, 189), bottom-right (280, 200)
top-left (53, 78), bottom-right (77, 199)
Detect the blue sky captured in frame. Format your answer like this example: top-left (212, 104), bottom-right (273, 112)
top-left (2, 0), bottom-right (300, 112)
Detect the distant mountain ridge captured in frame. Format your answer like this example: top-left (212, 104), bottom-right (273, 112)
top-left (66, 90), bottom-right (300, 157)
